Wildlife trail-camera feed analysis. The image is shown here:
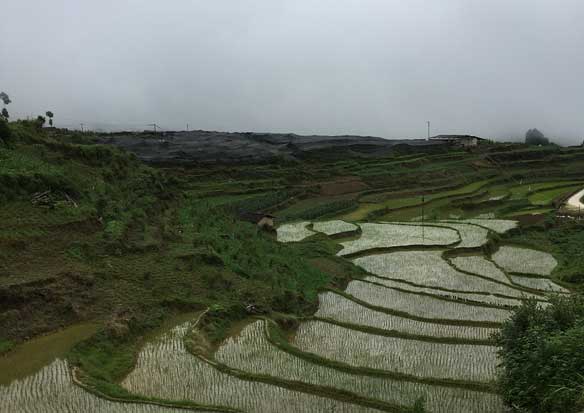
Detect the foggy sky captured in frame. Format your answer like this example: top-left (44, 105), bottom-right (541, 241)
top-left (1, 1), bottom-right (583, 144)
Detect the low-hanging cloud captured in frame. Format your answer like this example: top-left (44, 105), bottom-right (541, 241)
top-left (1, 0), bottom-right (583, 144)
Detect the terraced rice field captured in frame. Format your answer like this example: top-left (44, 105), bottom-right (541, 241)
top-left (354, 251), bottom-right (530, 299)
top-left (450, 256), bottom-right (512, 284)
top-left (338, 223), bottom-right (460, 256)
top-left (527, 185), bottom-right (583, 206)
top-left (460, 219), bottom-right (517, 234)
top-left (123, 322), bottom-right (379, 413)
top-left (492, 246), bottom-right (558, 275)
top-left (346, 280), bottom-right (512, 323)
top-left (276, 221), bottom-right (315, 242)
top-left (217, 321), bottom-right (505, 413)
top-left (312, 220), bottom-right (358, 235)
top-left (346, 179), bottom-right (492, 221)
top-left (294, 321), bottom-right (498, 382)
top-left (0, 359), bottom-right (198, 413)
top-left (365, 276), bottom-right (524, 307)
top-left (314, 292), bottom-right (499, 341)
top-left (507, 180), bottom-right (584, 200)
top-left (7, 218), bottom-right (547, 412)
top-left (384, 221), bottom-right (491, 249)
top-left (509, 274), bottom-right (569, 293)
top-left (434, 222), bottom-right (490, 248)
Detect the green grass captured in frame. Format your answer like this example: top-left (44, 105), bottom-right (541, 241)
top-left (508, 180), bottom-right (584, 199)
top-left (179, 198), bottom-right (333, 309)
top-left (0, 339), bottom-right (14, 355)
top-left (528, 185), bottom-right (583, 206)
top-left (344, 179), bottom-right (493, 221)
top-left (504, 207), bottom-right (553, 217)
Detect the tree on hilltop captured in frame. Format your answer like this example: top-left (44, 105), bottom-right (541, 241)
top-left (46, 111), bottom-right (54, 127)
top-left (0, 92), bottom-right (11, 119)
top-left (525, 128), bottom-right (549, 145)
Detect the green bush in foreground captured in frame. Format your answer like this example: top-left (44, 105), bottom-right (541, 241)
top-left (495, 295), bottom-right (584, 412)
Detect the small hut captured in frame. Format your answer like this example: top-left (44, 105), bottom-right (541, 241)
top-left (238, 211), bottom-right (276, 231)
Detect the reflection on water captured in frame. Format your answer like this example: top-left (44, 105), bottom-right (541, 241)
top-left (0, 323), bottom-right (99, 385)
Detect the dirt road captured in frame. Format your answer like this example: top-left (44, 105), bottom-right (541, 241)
top-left (565, 188), bottom-right (584, 212)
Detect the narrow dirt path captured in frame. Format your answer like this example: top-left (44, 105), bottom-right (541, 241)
top-left (565, 188), bottom-right (584, 212)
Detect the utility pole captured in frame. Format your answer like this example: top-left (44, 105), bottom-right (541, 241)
top-left (80, 123), bottom-right (84, 132)
top-left (421, 195), bottom-right (425, 243)
top-left (426, 121), bottom-right (430, 141)
top-left (147, 123), bottom-right (159, 133)
top-left (186, 123), bottom-right (189, 132)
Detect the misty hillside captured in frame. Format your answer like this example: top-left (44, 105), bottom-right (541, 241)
top-left (96, 131), bottom-right (447, 163)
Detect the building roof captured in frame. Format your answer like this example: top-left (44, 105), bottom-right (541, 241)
top-left (429, 134), bottom-right (485, 141)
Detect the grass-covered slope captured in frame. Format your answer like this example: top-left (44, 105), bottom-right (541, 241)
top-left (0, 122), bottom-right (347, 349)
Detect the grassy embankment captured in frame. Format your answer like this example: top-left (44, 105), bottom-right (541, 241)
top-left (0, 122), bottom-right (363, 399)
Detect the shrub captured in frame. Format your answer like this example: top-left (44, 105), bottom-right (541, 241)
top-left (525, 128), bottom-right (550, 145)
top-left (495, 295), bottom-right (584, 412)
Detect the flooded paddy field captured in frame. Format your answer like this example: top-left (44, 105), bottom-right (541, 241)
top-left (3, 218), bottom-right (568, 412)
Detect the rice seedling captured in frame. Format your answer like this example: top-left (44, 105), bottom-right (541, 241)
top-left (338, 223), bottom-right (460, 256)
top-left (345, 280), bottom-right (512, 323)
top-left (449, 256), bottom-right (511, 284)
top-left (492, 246), bottom-right (558, 275)
top-left (122, 322), bottom-right (380, 413)
top-left (365, 276), bottom-right (524, 307)
top-left (294, 321), bottom-right (499, 382)
top-left (460, 219), bottom-right (518, 234)
top-left (353, 251), bottom-right (531, 299)
top-left (0, 359), bottom-right (199, 413)
top-left (315, 292), bottom-right (499, 341)
top-left (312, 220), bottom-right (358, 236)
top-left (276, 221), bottom-right (315, 242)
top-left (384, 221), bottom-right (489, 249)
top-left (509, 275), bottom-right (569, 293)
top-left (216, 321), bottom-right (506, 413)
top-left (434, 222), bottom-right (490, 248)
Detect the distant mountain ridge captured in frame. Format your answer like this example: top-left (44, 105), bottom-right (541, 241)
top-left (97, 130), bottom-right (447, 164)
